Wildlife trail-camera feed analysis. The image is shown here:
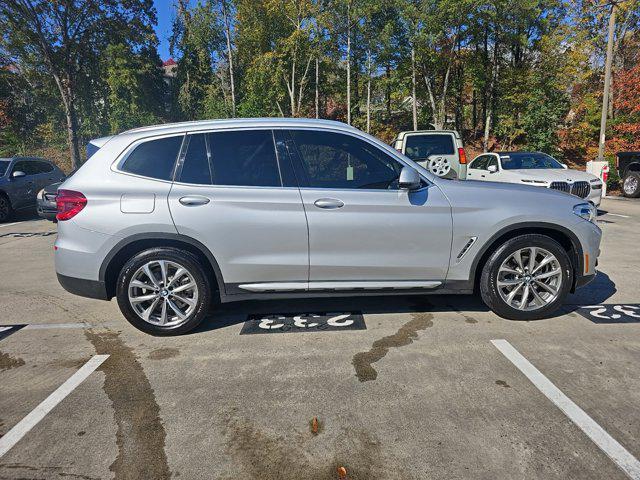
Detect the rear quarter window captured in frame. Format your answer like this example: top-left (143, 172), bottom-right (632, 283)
top-left (120, 136), bottom-right (184, 181)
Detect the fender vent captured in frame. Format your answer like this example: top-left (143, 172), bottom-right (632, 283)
top-left (456, 237), bottom-right (477, 262)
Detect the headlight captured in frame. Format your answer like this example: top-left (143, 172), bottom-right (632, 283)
top-left (37, 188), bottom-right (45, 200)
top-left (573, 203), bottom-right (597, 222)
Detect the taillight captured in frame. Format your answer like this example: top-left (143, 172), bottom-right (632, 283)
top-left (458, 147), bottom-right (467, 164)
top-left (56, 190), bottom-right (87, 221)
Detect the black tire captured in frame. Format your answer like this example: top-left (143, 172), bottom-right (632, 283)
top-left (480, 234), bottom-right (573, 320)
top-left (622, 172), bottom-right (640, 198)
top-left (116, 247), bottom-right (211, 335)
top-left (0, 193), bottom-right (13, 223)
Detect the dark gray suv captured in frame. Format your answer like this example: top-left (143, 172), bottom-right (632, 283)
top-left (0, 157), bottom-right (66, 222)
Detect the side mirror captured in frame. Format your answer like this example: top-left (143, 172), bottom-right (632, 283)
top-left (398, 166), bottom-right (421, 190)
top-left (561, 163), bottom-right (568, 170)
top-left (11, 170), bottom-right (26, 179)
top-left (488, 164), bottom-right (498, 173)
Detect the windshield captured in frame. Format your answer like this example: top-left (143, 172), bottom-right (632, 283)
top-left (404, 134), bottom-right (454, 160)
top-left (500, 152), bottom-right (563, 170)
top-left (0, 160), bottom-right (10, 176)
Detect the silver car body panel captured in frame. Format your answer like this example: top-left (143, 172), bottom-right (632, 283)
top-left (54, 118), bottom-right (601, 303)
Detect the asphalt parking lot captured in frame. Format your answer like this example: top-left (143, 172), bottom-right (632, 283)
top-left (0, 198), bottom-right (639, 480)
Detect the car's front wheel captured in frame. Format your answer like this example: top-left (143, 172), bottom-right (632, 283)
top-left (480, 234), bottom-right (573, 320)
top-left (116, 248), bottom-right (211, 335)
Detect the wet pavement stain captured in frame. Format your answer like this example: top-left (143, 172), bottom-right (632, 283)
top-left (495, 380), bottom-right (511, 388)
top-left (0, 463), bottom-right (100, 480)
top-left (148, 347), bottom-right (180, 361)
top-left (85, 330), bottom-right (170, 480)
top-left (352, 313), bottom-right (434, 382)
top-left (222, 413), bottom-right (384, 480)
top-left (0, 351), bottom-right (25, 371)
top-left (448, 305), bottom-right (478, 324)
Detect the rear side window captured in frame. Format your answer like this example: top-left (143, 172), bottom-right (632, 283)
top-left (180, 134), bottom-right (212, 184)
top-left (121, 136), bottom-right (183, 181)
top-left (36, 161), bottom-right (54, 173)
top-left (209, 130), bottom-right (281, 187)
top-left (404, 134), bottom-right (454, 160)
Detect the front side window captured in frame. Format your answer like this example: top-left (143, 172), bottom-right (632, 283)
top-left (12, 161), bottom-right (39, 176)
top-left (500, 152), bottom-right (563, 170)
top-left (121, 135), bottom-right (184, 181)
top-left (209, 130), bottom-right (281, 187)
top-left (470, 156), bottom-right (489, 170)
top-left (290, 130), bottom-right (402, 189)
top-left (404, 134), bottom-right (455, 160)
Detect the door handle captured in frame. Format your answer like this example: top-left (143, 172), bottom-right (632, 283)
top-left (179, 195), bottom-right (210, 206)
top-left (314, 198), bottom-right (344, 209)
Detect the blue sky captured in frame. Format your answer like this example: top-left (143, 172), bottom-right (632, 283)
top-left (153, 0), bottom-right (177, 60)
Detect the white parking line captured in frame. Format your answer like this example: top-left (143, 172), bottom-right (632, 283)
top-left (24, 322), bottom-right (88, 330)
top-left (492, 339), bottom-right (640, 480)
top-left (0, 355), bottom-right (109, 459)
top-left (0, 222), bottom-right (20, 228)
top-left (606, 213), bottom-right (630, 218)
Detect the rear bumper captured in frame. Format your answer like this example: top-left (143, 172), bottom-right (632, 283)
top-left (57, 273), bottom-right (109, 300)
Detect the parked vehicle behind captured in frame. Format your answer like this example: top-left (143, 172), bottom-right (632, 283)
top-left (616, 151), bottom-right (640, 198)
top-left (392, 130), bottom-right (467, 179)
top-left (0, 157), bottom-right (66, 222)
top-left (466, 151), bottom-right (603, 206)
top-left (55, 119), bottom-right (601, 335)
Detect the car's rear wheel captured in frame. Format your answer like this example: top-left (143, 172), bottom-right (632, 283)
top-left (480, 234), bottom-right (573, 320)
top-left (116, 247), bottom-right (211, 335)
top-left (622, 172), bottom-right (640, 198)
top-left (0, 194), bottom-right (13, 223)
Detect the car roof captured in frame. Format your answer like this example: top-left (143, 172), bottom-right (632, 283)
top-left (0, 156), bottom-right (49, 162)
top-left (121, 118), bottom-right (359, 138)
top-left (395, 130), bottom-right (460, 140)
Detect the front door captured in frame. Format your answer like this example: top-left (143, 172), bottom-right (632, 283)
top-left (168, 129), bottom-right (309, 294)
top-left (9, 160), bottom-right (38, 209)
top-left (281, 129), bottom-right (453, 288)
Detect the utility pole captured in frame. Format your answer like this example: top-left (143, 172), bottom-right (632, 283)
top-left (597, 2), bottom-right (617, 161)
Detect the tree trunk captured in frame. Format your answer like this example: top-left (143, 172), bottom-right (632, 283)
top-left (366, 48), bottom-right (371, 133)
top-left (411, 46), bottom-right (417, 131)
top-left (483, 40), bottom-right (499, 152)
top-left (61, 87), bottom-right (82, 169)
top-left (386, 63), bottom-right (391, 117)
top-left (346, 13), bottom-right (351, 125)
top-left (221, 0), bottom-right (236, 117)
top-left (315, 57), bottom-right (319, 119)
top-left (53, 72), bottom-right (82, 169)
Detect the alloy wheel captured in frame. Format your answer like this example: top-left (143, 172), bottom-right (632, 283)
top-left (128, 260), bottom-right (199, 327)
top-left (623, 175), bottom-right (638, 195)
top-left (496, 247), bottom-right (562, 311)
top-left (427, 156), bottom-right (451, 177)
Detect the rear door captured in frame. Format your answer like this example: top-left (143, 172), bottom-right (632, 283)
top-left (403, 133), bottom-right (459, 179)
top-left (168, 129), bottom-right (309, 295)
top-left (282, 128), bottom-right (452, 288)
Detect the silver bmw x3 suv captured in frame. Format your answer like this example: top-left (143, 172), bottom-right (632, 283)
top-left (55, 119), bottom-right (601, 335)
